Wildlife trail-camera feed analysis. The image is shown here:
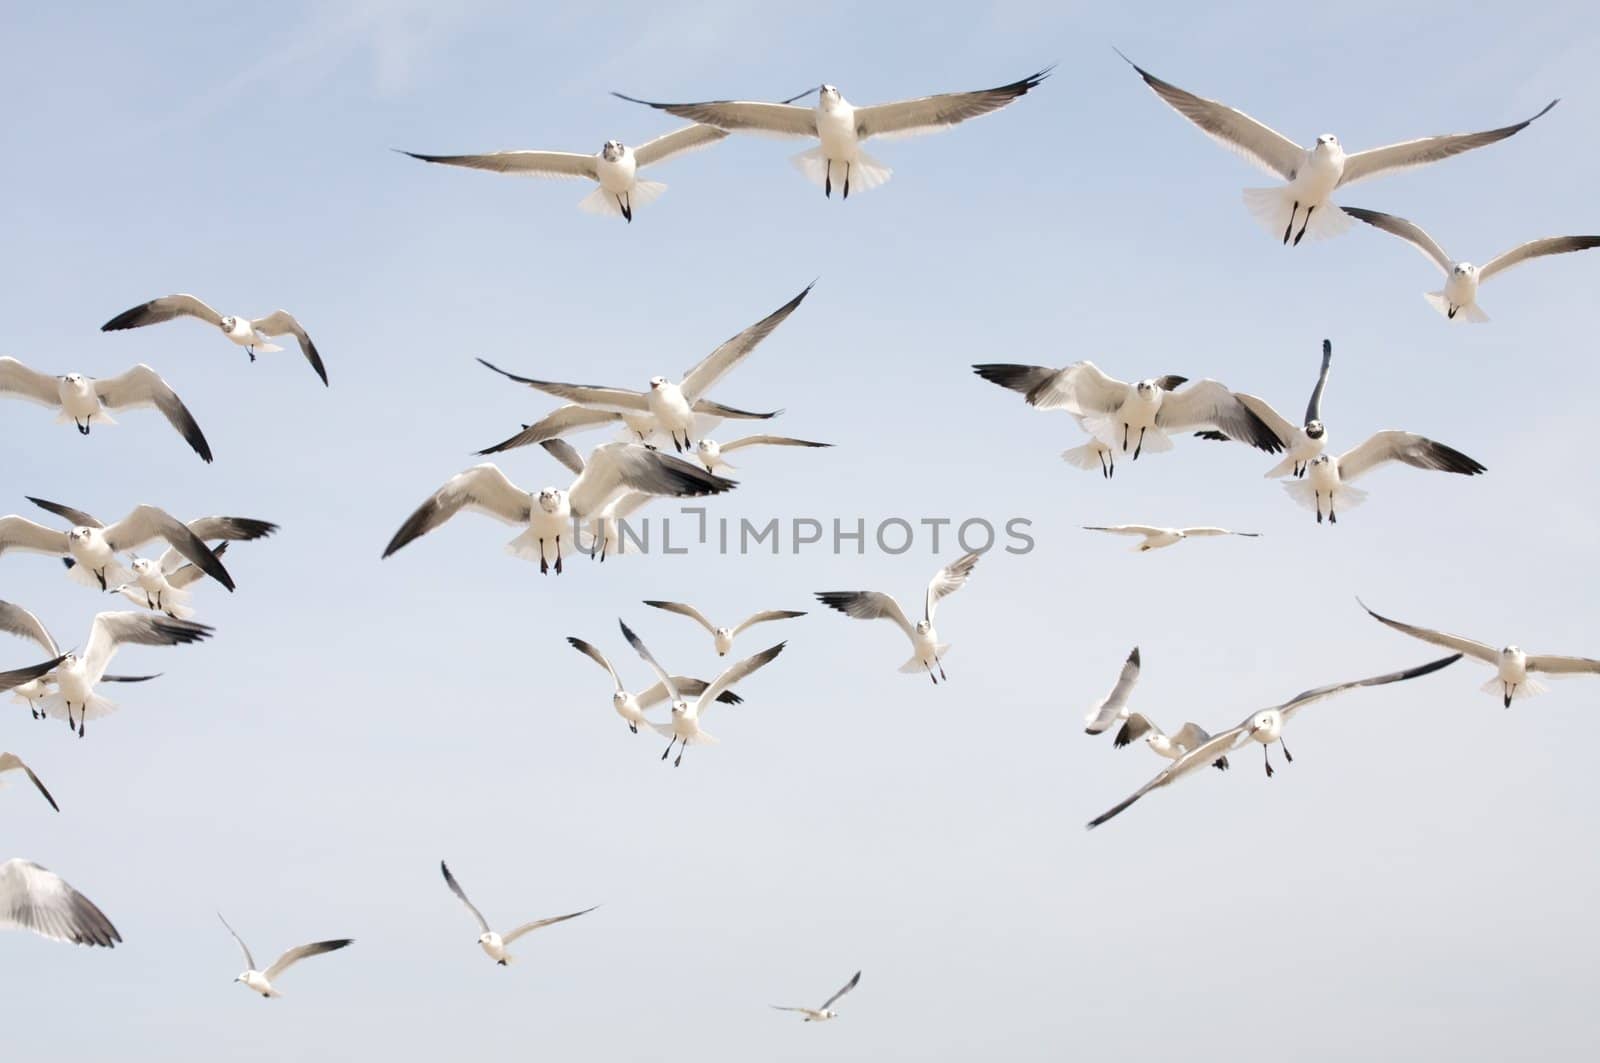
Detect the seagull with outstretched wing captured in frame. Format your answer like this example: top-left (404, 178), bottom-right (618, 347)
top-left (219, 913), bottom-right (352, 998)
top-left (642, 599), bottom-right (807, 656)
top-left (772, 970), bottom-right (862, 1022)
top-left (0, 357), bottom-right (212, 461)
top-left (816, 552), bottom-right (981, 684)
top-left (439, 860), bottom-right (597, 966)
top-left (1, 859), bottom-right (120, 947)
top-left (101, 294), bottom-right (328, 385)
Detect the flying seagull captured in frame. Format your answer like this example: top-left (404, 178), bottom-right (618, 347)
top-left (0, 599), bottom-right (159, 718)
top-left (0, 357), bottom-right (212, 462)
top-left (110, 542), bottom-right (229, 620)
top-left (1082, 524), bottom-right (1259, 552)
top-left (101, 295), bottom-right (328, 386)
top-left (219, 913), bottom-right (352, 998)
top-left (0, 753), bottom-right (58, 811)
top-left (619, 619), bottom-right (784, 767)
top-left (400, 124), bottom-right (729, 222)
top-left (772, 970), bottom-right (862, 1022)
top-left (974, 361), bottom-right (1282, 460)
top-left (0, 501), bottom-right (234, 592)
top-left (566, 635), bottom-right (743, 733)
top-left (1197, 339), bottom-right (1334, 477)
top-left (1086, 654), bottom-right (1462, 828)
top-left (641, 601), bottom-right (806, 657)
top-left (1061, 415), bottom-right (1119, 478)
top-left (40, 503), bottom-right (274, 598)
top-left (1344, 207), bottom-right (1600, 322)
top-left (1287, 432), bottom-right (1484, 524)
top-left (1359, 599), bottom-right (1600, 708)
top-left (1082, 647), bottom-right (1230, 770)
top-left (382, 444), bottom-right (735, 573)
top-left (1084, 647), bottom-right (1143, 737)
top-left (816, 552), bottom-right (981, 684)
top-left (474, 283), bottom-right (811, 452)
top-left (616, 66), bottom-right (1051, 198)
top-left (1119, 52), bottom-right (1558, 245)
top-left (440, 860), bottom-right (597, 965)
top-left (38, 612), bottom-right (213, 737)
top-left (1, 859), bottom-right (120, 947)
top-left (694, 434), bottom-right (831, 473)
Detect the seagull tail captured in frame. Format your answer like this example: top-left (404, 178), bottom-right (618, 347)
top-left (1262, 452), bottom-right (1299, 479)
top-left (578, 181), bottom-right (665, 218)
top-left (579, 186), bottom-right (625, 218)
top-left (1241, 189), bottom-right (1352, 243)
top-left (40, 692), bottom-right (119, 723)
top-left (1060, 441), bottom-right (1107, 472)
top-left (790, 149), bottom-right (893, 193)
top-left (65, 559), bottom-right (131, 590)
top-left (1425, 290), bottom-right (1489, 323)
top-left (1482, 675), bottom-right (1546, 702)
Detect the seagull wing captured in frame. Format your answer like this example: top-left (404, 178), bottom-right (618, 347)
top-left (182, 516), bottom-right (278, 542)
top-left (101, 293), bottom-right (223, 331)
top-left (1358, 600), bottom-right (1499, 664)
top-left (633, 124), bottom-right (730, 167)
top-left (0, 753), bottom-right (60, 812)
top-left (27, 496), bottom-right (104, 527)
top-left (502, 905), bottom-right (598, 945)
top-left (732, 609), bottom-right (806, 637)
top-left (1305, 339), bottom-right (1333, 425)
top-left (0, 516), bottom-right (71, 558)
top-left (679, 283), bottom-right (813, 402)
top-left (854, 67), bottom-right (1051, 139)
top-left (477, 405), bottom-right (623, 456)
top-left (101, 505), bottom-right (235, 590)
top-left (691, 398), bottom-right (783, 421)
top-left (717, 435), bottom-right (832, 454)
top-left (566, 637), bottom-right (625, 692)
top-left (568, 444), bottom-right (736, 518)
top-left (383, 464), bottom-right (532, 558)
top-left (2, 860), bottom-right (119, 946)
top-left (1119, 54), bottom-right (1304, 179)
top-left (264, 938), bottom-right (354, 981)
top-left (440, 861), bottom-right (491, 933)
top-left (1272, 654), bottom-right (1462, 724)
top-left (1207, 393), bottom-right (1296, 447)
top-left (1085, 647), bottom-right (1141, 733)
top-left (1336, 430), bottom-right (1485, 483)
top-left (500, 379), bottom-right (649, 413)
top-left (1113, 711), bottom-right (1158, 749)
top-left (695, 642), bottom-right (785, 716)
top-left (398, 148), bottom-right (598, 179)
top-left (619, 619), bottom-right (680, 703)
top-left (82, 612), bottom-right (212, 685)
top-left (642, 600), bottom-right (718, 635)
top-left (166, 542), bottom-right (229, 589)
top-left (94, 365), bottom-right (212, 462)
top-left (0, 657), bottom-right (66, 694)
top-left (611, 93), bottom-right (818, 138)
top-left (0, 357), bottom-right (62, 407)
top-left (1343, 208), bottom-right (1454, 273)
top-left (1083, 525), bottom-right (1164, 537)
top-left (972, 363), bottom-right (1074, 410)
top-left (1338, 100), bottom-right (1558, 187)
top-left (1182, 527), bottom-right (1256, 538)
top-left (1525, 654), bottom-right (1600, 676)
top-left (1479, 236), bottom-right (1600, 283)
top-left (924, 551), bottom-right (980, 624)
top-left (819, 969), bottom-right (862, 1010)
top-left (1086, 722), bottom-right (1250, 829)
top-left (638, 676), bottom-right (742, 708)
top-left (0, 600), bottom-right (60, 655)
top-left (540, 439), bottom-right (587, 477)
top-left (814, 591), bottom-right (915, 639)
top-left (217, 912), bottom-right (256, 969)
top-left (1157, 381), bottom-right (1284, 452)
top-left (1170, 722), bottom-right (1212, 751)
top-left (250, 310), bottom-right (327, 386)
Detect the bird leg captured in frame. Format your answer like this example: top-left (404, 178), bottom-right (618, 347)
top-left (661, 736), bottom-right (676, 761)
top-left (937, 656), bottom-right (948, 681)
top-left (1315, 494), bottom-right (1324, 524)
top-left (1293, 205), bottom-right (1314, 246)
top-left (824, 161), bottom-right (832, 198)
top-left (1448, 306), bottom-right (1458, 320)
top-left (1280, 739), bottom-right (1293, 763)
top-left (78, 717), bottom-right (85, 738)
top-left (1282, 202), bottom-right (1298, 245)
top-left (1133, 427), bottom-right (1147, 460)
top-left (538, 540), bottom-right (549, 575)
top-left (1328, 497), bottom-right (1337, 524)
top-left (1262, 745), bottom-right (1274, 778)
top-left (77, 420), bottom-right (91, 436)
top-left (1122, 423), bottom-right (1129, 452)
top-left (619, 193), bottom-right (632, 223)
top-left (246, 346), bottom-right (257, 362)
top-left (675, 745), bottom-right (686, 767)
top-left (843, 161), bottom-right (851, 200)
top-left (1504, 684), bottom-right (1514, 709)
top-left (1097, 451), bottom-right (1110, 479)
top-left (554, 537), bottom-right (563, 575)
top-left (628, 721), bottom-right (638, 734)
top-left (94, 568), bottom-right (107, 591)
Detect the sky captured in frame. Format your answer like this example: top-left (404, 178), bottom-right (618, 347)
top-left (3, 1), bottom-right (1599, 1059)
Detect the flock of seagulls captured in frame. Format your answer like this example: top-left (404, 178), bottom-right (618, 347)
top-left (4, 46), bottom-right (1597, 1034)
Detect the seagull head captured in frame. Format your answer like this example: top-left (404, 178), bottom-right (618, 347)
top-left (1247, 710), bottom-right (1279, 739)
top-left (1315, 134), bottom-right (1339, 149)
top-left (1304, 419), bottom-right (1326, 440)
top-left (537, 488), bottom-right (563, 513)
top-left (1501, 645), bottom-right (1521, 657)
top-left (1307, 454), bottom-right (1332, 469)
top-left (914, 619), bottom-right (932, 636)
top-left (57, 652), bottom-right (77, 668)
top-left (1134, 380), bottom-right (1157, 397)
top-left (670, 699), bottom-right (690, 717)
top-left (63, 372), bottom-right (86, 386)
top-left (601, 140), bottom-right (624, 161)
top-left (648, 375), bottom-right (667, 391)
top-left (219, 315), bottom-right (237, 333)
top-left (611, 690), bottom-right (631, 710)
top-left (1453, 262), bottom-right (1476, 276)
top-left (478, 931), bottom-right (498, 948)
top-left (130, 557), bottom-right (154, 575)
top-left (67, 526), bottom-right (93, 543)
top-left (819, 84), bottom-right (840, 102)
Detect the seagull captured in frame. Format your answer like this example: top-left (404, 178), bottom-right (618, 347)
top-left (1084, 647), bottom-right (1142, 736)
top-left (772, 970), bottom-right (861, 1022)
top-left (0, 753), bottom-right (58, 811)
top-left (1061, 415), bottom-right (1118, 478)
top-left (1359, 599), bottom-right (1600, 708)
top-left (642, 600), bottom-right (807, 656)
top-left (400, 124), bottom-right (729, 222)
top-left (1119, 52), bottom-right (1558, 245)
top-left (695, 435), bottom-right (831, 473)
top-left (382, 444), bottom-right (735, 573)
top-left (1, 859), bottom-right (120, 947)
top-left (440, 861), bottom-right (597, 965)
top-left (1083, 525), bottom-right (1259, 552)
top-left (218, 913), bottom-right (352, 998)
top-left (100, 295), bottom-right (328, 386)
top-left (616, 65), bottom-right (1051, 198)
top-left (973, 361), bottom-right (1282, 460)
top-left (0, 357), bottom-right (212, 461)
top-left (0, 500), bottom-right (235, 592)
top-left (0, 600), bottom-right (159, 718)
top-left (474, 382), bottom-right (781, 457)
top-left (566, 636), bottom-right (744, 733)
top-left (815, 552), bottom-right (981, 684)
top-left (471, 283), bottom-right (811, 452)
top-left (1344, 208), bottom-right (1600, 322)
top-left (1083, 648), bottom-right (1229, 771)
top-left (110, 543), bottom-right (228, 619)
top-left (1197, 339), bottom-right (1334, 477)
top-left (1287, 432), bottom-right (1485, 524)
top-left (619, 619), bottom-right (784, 767)
top-left (39, 612), bottom-right (214, 737)
top-left (39, 504), bottom-right (275, 600)
top-left (1086, 654), bottom-right (1462, 828)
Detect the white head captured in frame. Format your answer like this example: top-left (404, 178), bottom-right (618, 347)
top-left (1307, 454), bottom-right (1332, 470)
top-left (1248, 710), bottom-right (1280, 740)
top-left (670, 699), bottom-right (690, 718)
top-left (478, 931), bottom-right (498, 948)
top-left (219, 315), bottom-right (237, 332)
top-left (1453, 262), bottom-right (1476, 276)
top-left (648, 375), bottom-right (667, 391)
top-left (914, 619), bottom-right (932, 636)
top-left (233, 971), bottom-right (251, 983)
top-left (1134, 379), bottom-right (1158, 398)
top-left (537, 488), bottom-right (562, 513)
top-left (695, 439), bottom-right (717, 456)
top-left (1502, 645), bottom-right (1521, 657)
top-left (67, 526), bottom-right (93, 544)
top-left (63, 372), bottom-right (86, 387)
top-left (1304, 419), bottom-right (1326, 440)
top-left (819, 84), bottom-right (840, 103)
top-left (611, 690), bottom-right (631, 710)
top-left (1314, 134), bottom-right (1340, 150)
top-left (130, 557), bottom-right (155, 576)
top-left (601, 140), bottom-right (624, 161)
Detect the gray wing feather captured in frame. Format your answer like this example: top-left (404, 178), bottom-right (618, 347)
top-left (101, 293), bottom-right (223, 331)
top-left (854, 67), bottom-right (1051, 138)
top-left (0, 600), bottom-right (60, 655)
top-left (1, 860), bottom-right (119, 947)
top-left (94, 365), bottom-right (212, 462)
top-left (440, 861), bottom-right (491, 933)
top-left (679, 283), bottom-right (813, 402)
top-left (1338, 100), bottom-right (1559, 187)
top-left (0, 357), bottom-right (62, 406)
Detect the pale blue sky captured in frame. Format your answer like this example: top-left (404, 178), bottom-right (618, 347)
top-left (3, 2), bottom-right (1599, 1059)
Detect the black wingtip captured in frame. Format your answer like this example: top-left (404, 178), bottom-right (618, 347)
top-left (611, 90), bottom-right (661, 108)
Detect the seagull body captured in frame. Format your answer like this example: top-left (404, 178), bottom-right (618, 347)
top-left (39, 611), bottom-right (212, 736)
top-left (219, 914), bottom-right (352, 998)
top-left (1084, 647), bottom-right (1142, 736)
top-left (1360, 600), bottom-right (1600, 707)
top-left (1, 859), bottom-right (120, 947)
top-left (1120, 54), bottom-right (1557, 245)
top-left (566, 636), bottom-right (744, 732)
top-left (619, 620), bottom-right (784, 766)
top-left (1114, 715), bottom-right (1231, 771)
top-left (1087, 654), bottom-right (1462, 828)
top-left (974, 361), bottom-right (1282, 460)
top-left (101, 295), bottom-right (327, 386)
top-left (642, 600), bottom-right (807, 656)
top-left (401, 125), bottom-right (729, 222)
top-left (617, 66), bottom-right (1050, 198)
top-left (773, 970), bottom-right (861, 1022)
top-left (0, 753), bottom-right (59, 811)
top-left (0, 600), bottom-right (158, 718)
top-left (0, 357), bottom-right (212, 461)
top-left (1213, 339), bottom-right (1334, 477)
top-left (110, 544), bottom-right (227, 620)
top-left (695, 434), bottom-right (831, 474)
top-left (1287, 432), bottom-right (1485, 524)
top-left (0, 500), bottom-right (234, 592)
top-left (1344, 208), bottom-right (1600, 322)
top-left (1083, 524), bottom-right (1259, 552)
top-left (440, 861), bottom-right (596, 965)
top-left (816, 552), bottom-right (980, 683)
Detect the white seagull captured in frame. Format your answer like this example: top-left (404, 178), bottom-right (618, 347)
top-left (1360, 599), bottom-right (1600, 708)
top-left (619, 619), bottom-right (785, 767)
top-left (1120, 52), bottom-right (1558, 245)
top-left (1287, 432), bottom-right (1484, 524)
top-left (440, 860), bottom-right (597, 966)
top-left (1087, 654), bottom-right (1462, 828)
top-left (219, 913), bottom-right (352, 998)
top-left (0, 752), bottom-right (59, 811)
top-left (400, 124), bottom-right (729, 222)
top-left (1, 859), bottom-right (120, 947)
top-left (101, 295), bottom-right (328, 386)
top-left (616, 66), bottom-right (1051, 198)
top-left (815, 552), bottom-right (981, 684)
top-left (974, 361), bottom-right (1283, 460)
top-left (0, 599), bottom-right (159, 718)
top-left (1344, 207), bottom-right (1600, 322)
top-left (772, 970), bottom-right (861, 1022)
top-left (1197, 338), bottom-right (1334, 477)
top-left (0, 357), bottom-right (212, 462)
top-left (1082, 647), bottom-right (1230, 770)
top-left (382, 444), bottom-right (735, 574)
top-left (1061, 415), bottom-right (1119, 478)
top-left (0, 500), bottom-right (234, 592)
top-left (566, 635), bottom-right (744, 733)
top-left (642, 600), bottom-right (806, 657)
top-left (1082, 524), bottom-right (1259, 552)
top-left (39, 612), bottom-right (214, 737)
top-left (475, 283), bottom-right (811, 453)
top-left (1084, 647), bottom-right (1143, 736)
top-left (695, 434), bottom-right (831, 473)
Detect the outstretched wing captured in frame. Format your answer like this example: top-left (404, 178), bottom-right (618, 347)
top-left (1, 860), bottom-right (120, 947)
top-left (814, 591), bottom-right (914, 639)
top-left (1337, 430), bottom-right (1485, 483)
top-left (1526, 654), bottom-right (1600, 676)
top-left (100, 505), bottom-right (235, 590)
top-left (0, 517), bottom-right (70, 558)
top-left (1113, 711), bottom-right (1157, 749)
top-left (633, 124), bottom-right (730, 167)
top-left (819, 969), bottom-right (862, 1010)
top-left (619, 619), bottom-right (680, 704)
top-left (398, 148), bottom-right (598, 179)
top-left (502, 905), bottom-right (598, 945)
top-left (1086, 722), bottom-right (1249, 829)
top-left (476, 404), bottom-right (622, 456)
top-left (540, 439), bottom-right (587, 477)
top-left (732, 609), bottom-right (806, 637)
top-left (250, 310), bottom-right (327, 386)
top-left (1358, 599), bottom-right (1498, 663)
top-left (1305, 339), bottom-right (1333, 425)
top-left (0, 357), bottom-right (62, 406)
top-left (696, 642), bottom-right (785, 716)
top-left (1343, 208), bottom-right (1454, 273)
top-left (612, 93), bottom-right (818, 138)
top-left (82, 612), bottom-right (212, 685)
top-left (0, 752), bottom-right (60, 811)
top-left (924, 551), bottom-right (980, 623)
top-left (217, 912), bottom-right (256, 970)
top-left (1085, 647), bottom-right (1141, 734)
top-left (0, 599), bottom-right (60, 655)
top-left (26, 497), bottom-right (103, 528)
top-left (382, 464), bottom-right (531, 558)
top-left (566, 637), bottom-right (624, 692)
top-left (567, 443), bottom-right (736, 518)
top-left (1338, 100), bottom-right (1559, 187)
top-left (94, 365), bottom-right (212, 462)
top-left (0, 657), bottom-right (67, 694)
top-left (1157, 381), bottom-right (1283, 452)
top-left (716, 435), bottom-right (832, 455)
top-left (679, 283), bottom-right (813, 403)
top-left (854, 67), bottom-right (1051, 139)
top-left (1480, 236), bottom-right (1600, 283)
top-left (1272, 654), bottom-right (1462, 724)
top-left (101, 293), bottom-right (224, 331)
top-left (265, 938), bottom-right (354, 981)
top-left (643, 600), bottom-right (718, 635)
top-left (440, 861), bottom-right (491, 933)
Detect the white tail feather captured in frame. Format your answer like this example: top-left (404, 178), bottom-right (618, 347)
top-left (1061, 442), bottom-right (1109, 472)
top-left (1481, 675), bottom-right (1547, 701)
top-left (65, 559), bottom-right (131, 589)
top-left (40, 692), bottom-right (118, 722)
top-left (790, 149), bottom-right (893, 193)
top-left (1241, 189), bottom-right (1352, 243)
